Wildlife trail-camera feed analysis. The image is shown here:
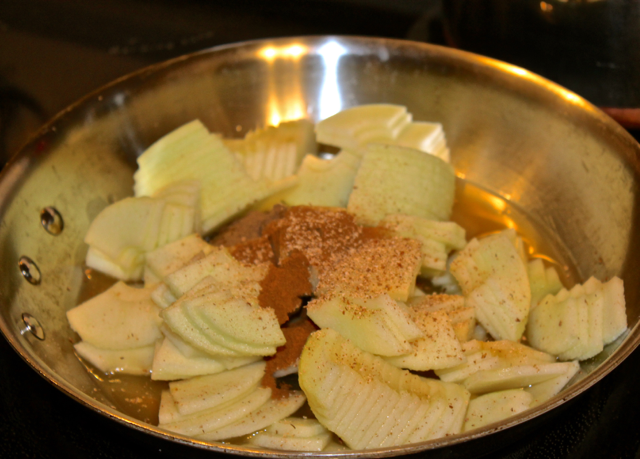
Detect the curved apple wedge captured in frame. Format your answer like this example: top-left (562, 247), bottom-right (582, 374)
top-left (462, 389), bottom-right (533, 433)
top-left (526, 276), bottom-right (626, 361)
top-left (67, 282), bottom-right (162, 351)
top-left (450, 230), bottom-right (531, 341)
top-left (307, 293), bottom-right (423, 357)
top-left (249, 418), bottom-right (332, 451)
top-left (169, 361), bottom-right (266, 416)
top-left (347, 144), bottom-right (456, 225)
top-left (196, 392), bottom-right (307, 441)
top-left (298, 329), bottom-right (470, 450)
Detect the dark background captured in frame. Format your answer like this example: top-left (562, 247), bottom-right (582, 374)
top-left (1, 1), bottom-right (640, 457)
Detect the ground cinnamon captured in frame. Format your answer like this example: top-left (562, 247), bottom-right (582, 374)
top-left (258, 250), bottom-right (312, 325)
top-left (262, 319), bottom-right (318, 399)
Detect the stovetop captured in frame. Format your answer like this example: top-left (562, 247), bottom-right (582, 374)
top-left (1, 1), bottom-right (640, 458)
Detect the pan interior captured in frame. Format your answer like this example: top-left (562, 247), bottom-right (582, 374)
top-left (0, 36), bottom-right (639, 456)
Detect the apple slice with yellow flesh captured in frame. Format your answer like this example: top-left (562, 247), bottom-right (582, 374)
top-left (462, 389), bottom-right (533, 433)
top-left (307, 293), bottom-right (423, 357)
top-left (298, 329), bottom-right (470, 449)
top-left (67, 282), bottom-right (162, 351)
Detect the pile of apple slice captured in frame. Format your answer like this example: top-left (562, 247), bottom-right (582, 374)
top-left (68, 104), bottom-right (628, 452)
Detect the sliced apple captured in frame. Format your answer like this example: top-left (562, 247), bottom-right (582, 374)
top-left (298, 329), bottom-right (470, 449)
top-left (347, 144), bottom-right (456, 225)
top-left (385, 309), bottom-right (464, 371)
top-left (152, 338), bottom-right (238, 381)
top-left (315, 104), bottom-right (450, 162)
top-left (133, 119), bottom-right (298, 234)
top-left (144, 233), bottom-right (213, 284)
top-left (67, 282), bottom-right (162, 350)
top-left (159, 386), bottom-right (272, 437)
top-left (450, 230), bottom-right (531, 341)
top-left (526, 276), bottom-right (625, 361)
top-left (163, 246), bottom-right (267, 300)
top-left (74, 341), bottom-right (155, 375)
top-left (226, 119), bottom-right (316, 182)
top-left (249, 418), bottom-right (332, 451)
top-left (316, 104), bottom-right (411, 151)
top-left (462, 389), bottom-right (533, 432)
top-left (528, 258), bottom-right (563, 308)
top-left (196, 392), bottom-right (307, 441)
top-left (525, 361), bottom-right (580, 407)
top-left (307, 293), bottom-right (423, 357)
top-left (409, 293), bottom-right (476, 343)
top-left (380, 214), bottom-right (466, 277)
top-left (261, 149), bottom-right (361, 209)
top-left (169, 361), bottom-right (266, 416)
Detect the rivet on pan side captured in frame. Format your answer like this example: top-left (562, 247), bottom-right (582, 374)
top-left (19, 256), bottom-right (41, 285)
top-left (40, 206), bottom-right (64, 235)
top-left (20, 313), bottom-right (45, 340)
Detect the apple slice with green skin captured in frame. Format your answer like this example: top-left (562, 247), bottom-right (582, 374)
top-left (84, 197), bottom-right (165, 280)
top-left (67, 282), bottom-right (162, 351)
top-left (74, 341), bottom-right (155, 375)
top-left (151, 283), bottom-right (178, 309)
top-left (298, 329), bottom-right (470, 449)
top-left (169, 361), bottom-right (265, 416)
top-left (159, 386), bottom-right (273, 437)
top-left (315, 104), bottom-right (450, 162)
top-left (582, 276), bottom-right (626, 345)
top-left (85, 196), bottom-right (165, 258)
top-left (347, 144), bottom-right (456, 225)
top-left (526, 292), bottom-right (581, 357)
top-left (134, 120), bottom-right (210, 185)
top-left (307, 293), bottom-right (423, 357)
top-left (462, 389), bottom-right (533, 433)
top-left (184, 292), bottom-right (285, 348)
top-left (557, 291), bottom-right (603, 361)
top-left (435, 352), bottom-right (502, 383)
top-left (196, 392), bottom-right (307, 441)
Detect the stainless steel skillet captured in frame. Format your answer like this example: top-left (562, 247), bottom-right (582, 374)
top-left (1, 36), bottom-right (639, 458)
